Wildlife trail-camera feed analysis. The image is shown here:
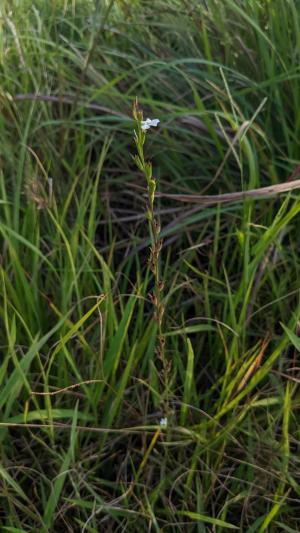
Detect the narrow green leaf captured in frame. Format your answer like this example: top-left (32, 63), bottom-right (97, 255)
top-left (180, 338), bottom-right (194, 425)
top-left (0, 464), bottom-right (29, 503)
top-left (281, 323), bottom-right (300, 351)
top-left (179, 511), bottom-right (238, 529)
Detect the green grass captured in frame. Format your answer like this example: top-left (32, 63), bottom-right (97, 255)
top-left (1, 0), bottom-right (300, 530)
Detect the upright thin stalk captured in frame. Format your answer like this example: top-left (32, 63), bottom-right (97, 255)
top-left (132, 99), bottom-right (166, 365)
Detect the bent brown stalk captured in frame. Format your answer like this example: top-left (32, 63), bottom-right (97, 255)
top-left (157, 178), bottom-right (300, 205)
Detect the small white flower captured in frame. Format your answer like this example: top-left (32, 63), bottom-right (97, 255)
top-left (141, 118), bottom-right (160, 131)
top-left (159, 417), bottom-right (168, 427)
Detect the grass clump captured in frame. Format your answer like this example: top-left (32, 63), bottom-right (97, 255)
top-left (1, 0), bottom-right (300, 531)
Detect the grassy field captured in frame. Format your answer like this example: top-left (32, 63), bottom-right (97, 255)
top-left (1, 0), bottom-right (300, 530)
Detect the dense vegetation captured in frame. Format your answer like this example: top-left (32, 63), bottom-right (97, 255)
top-left (1, 0), bottom-right (300, 530)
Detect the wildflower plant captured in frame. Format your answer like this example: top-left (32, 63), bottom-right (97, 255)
top-left (132, 99), bottom-right (166, 366)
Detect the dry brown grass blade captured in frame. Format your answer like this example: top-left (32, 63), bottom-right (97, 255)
top-left (236, 334), bottom-right (270, 393)
top-left (157, 178), bottom-right (300, 205)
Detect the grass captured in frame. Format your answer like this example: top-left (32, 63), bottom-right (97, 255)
top-left (1, 0), bottom-right (300, 530)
